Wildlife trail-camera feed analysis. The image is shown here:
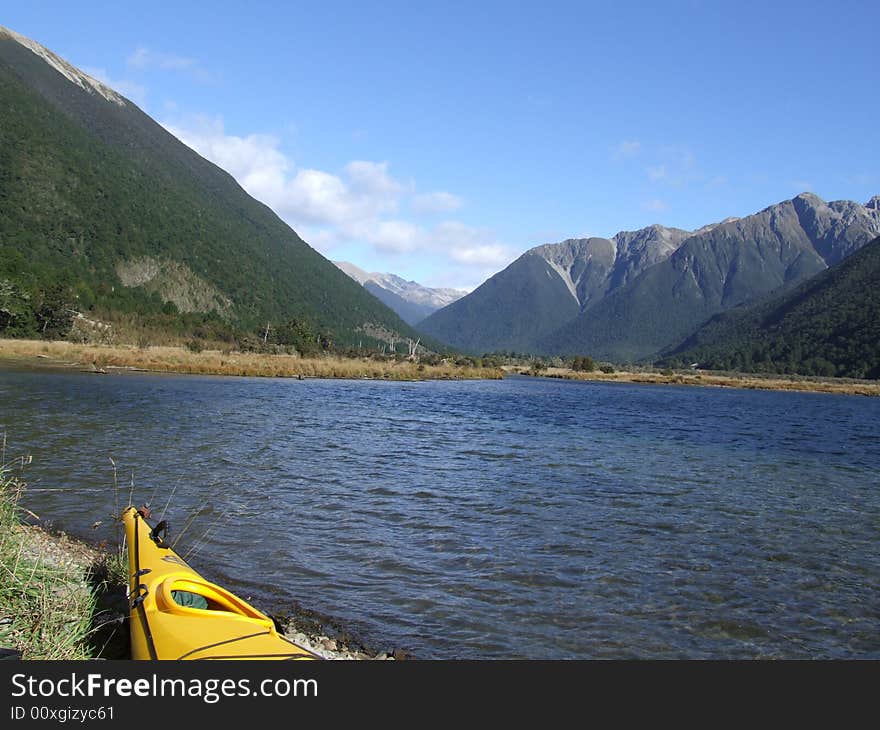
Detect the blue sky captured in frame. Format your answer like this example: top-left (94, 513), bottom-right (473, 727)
top-left (5, 1), bottom-right (878, 289)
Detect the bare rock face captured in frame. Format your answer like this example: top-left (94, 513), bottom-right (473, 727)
top-left (116, 257), bottom-right (232, 315)
top-left (665, 233), bottom-right (880, 379)
top-left (530, 225), bottom-right (690, 309)
top-left (792, 192), bottom-right (880, 264)
top-left (608, 225), bottom-right (692, 290)
top-left (530, 238), bottom-right (616, 307)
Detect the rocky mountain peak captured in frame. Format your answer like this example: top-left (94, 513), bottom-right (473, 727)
top-left (611, 224), bottom-right (691, 258)
top-left (526, 226), bottom-right (690, 310)
top-left (532, 238), bottom-right (614, 266)
top-left (691, 217), bottom-right (740, 237)
top-left (0, 25), bottom-right (126, 106)
top-left (333, 261), bottom-right (466, 320)
top-left (866, 195), bottom-right (880, 211)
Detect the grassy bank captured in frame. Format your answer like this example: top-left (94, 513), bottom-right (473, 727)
top-left (0, 338), bottom-right (503, 381)
top-left (0, 465), bottom-right (128, 659)
top-left (509, 366), bottom-right (880, 397)
top-left (0, 463), bottom-right (389, 660)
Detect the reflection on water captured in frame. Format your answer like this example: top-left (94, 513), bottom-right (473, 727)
top-left (1, 368), bottom-right (878, 658)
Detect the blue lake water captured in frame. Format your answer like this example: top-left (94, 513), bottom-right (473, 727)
top-left (1, 368), bottom-right (878, 658)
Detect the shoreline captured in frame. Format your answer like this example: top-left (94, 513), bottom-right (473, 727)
top-left (0, 338), bottom-right (502, 382)
top-left (16, 353), bottom-right (874, 396)
top-left (8, 511), bottom-right (393, 660)
top-left (0, 336), bottom-right (875, 396)
top-left (505, 366), bottom-right (880, 398)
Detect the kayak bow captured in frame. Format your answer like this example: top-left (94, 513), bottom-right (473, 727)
top-left (122, 506), bottom-right (317, 660)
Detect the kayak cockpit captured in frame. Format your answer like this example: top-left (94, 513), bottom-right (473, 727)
top-left (157, 578), bottom-right (274, 626)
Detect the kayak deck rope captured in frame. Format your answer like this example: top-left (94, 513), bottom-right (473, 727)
top-left (176, 631), bottom-right (318, 660)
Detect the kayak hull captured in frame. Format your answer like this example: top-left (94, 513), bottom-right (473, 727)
top-left (122, 506), bottom-right (317, 660)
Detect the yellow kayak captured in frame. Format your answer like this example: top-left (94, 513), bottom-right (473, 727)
top-left (122, 506), bottom-right (318, 660)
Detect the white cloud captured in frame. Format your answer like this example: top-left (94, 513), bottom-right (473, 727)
top-left (127, 46), bottom-right (212, 82)
top-left (162, 115), bottom-right (509, 288)
top-left (165, 117), bottom-right (396, 226)
top-left (647, 165), bottom-right (667, 182)
top-left (164, 119), bottom-right (403, 227)
top-left (793, 180), bottom-right (813, 192)
top-left (412, 191), bottom-right (463, 214)
top-left (372, 221), bottom-right (423, 253)
top-left (631, 144), bottom-right (723, 190)
top-left (287, 169), bottom-right (359, 224)
top-left (448, 243), bottom-right (509, 265)
top-left (651, 146), bottom-right (702, 187)
top-left (615, 140), bottom-right (641, 158)
top-left (345, 161), bottom-right (404, 199)
top-left (128, 46), bottom-right (193, 70)
top-left (163, 117), bottom-right (290, 208)
top-left (294, 226), bottom-right (338, 252)
top-left (642, 199), bottom-right (668, 212)
top-left (427, 222), bottom-right (509, 267)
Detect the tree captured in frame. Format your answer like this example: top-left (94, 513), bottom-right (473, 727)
top-left (0, 279), bottom-right (36, 335)
top-left (34, 284), bottom-right (76, 340)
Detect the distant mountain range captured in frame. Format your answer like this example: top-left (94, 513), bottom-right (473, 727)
top-left (418, 193), bottom-right (880, 362)
top-left (660, 233), bottom-right (880, 379)
top-left (334, 262), bottom-right (466, 325)
top-left (0, 25), bottom-right (421, 347)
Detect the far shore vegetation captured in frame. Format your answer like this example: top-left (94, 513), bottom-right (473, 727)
top-left (0, 338), bottom-right (504, 381)
top-left (1, 337), bottom-right (877, 396)
top-left (1, 282), bottom-right (876, 394)
top-left (513, 362), bottom-right (880, 397)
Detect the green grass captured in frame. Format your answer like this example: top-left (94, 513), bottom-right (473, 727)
top-left (0, 463), bottom-right (126, 659)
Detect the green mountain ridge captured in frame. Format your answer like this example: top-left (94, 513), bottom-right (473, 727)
top-left (418, 225), bottom-right (689, 353)
top-left (539, 193), bottom-right (880, 361)
top-left (659, 235), bottom-right (880, 379)
top-left (0, 25), bottom-right (423, 347)
top-left (420, 191), bottom-right (879, 361)
top-left (417, 253), bottom-right (581, 353)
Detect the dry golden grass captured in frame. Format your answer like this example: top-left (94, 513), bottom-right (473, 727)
top-left (522, 366), bottom-right (880, 397)
top-left (4, 339), bottom-right (875, 394)
top-left (0, 338), bottom-right (503, 381)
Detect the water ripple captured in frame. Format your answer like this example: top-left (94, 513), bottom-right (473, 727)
top-left (2, 370), bottom-right (879, 658)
